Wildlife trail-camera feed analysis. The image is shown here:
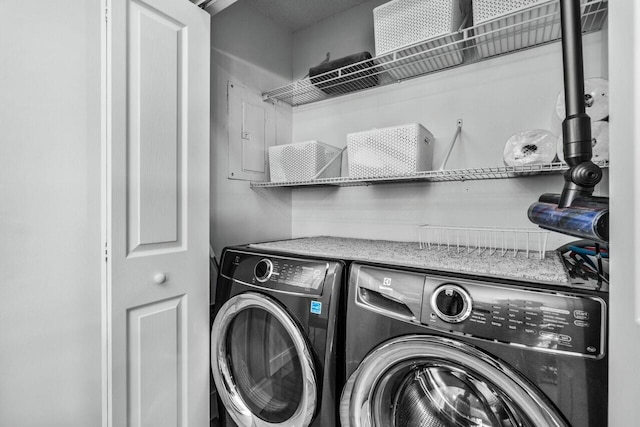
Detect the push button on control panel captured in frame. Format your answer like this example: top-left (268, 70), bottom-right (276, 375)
top-left (431, 284), bottom-right (472, 323)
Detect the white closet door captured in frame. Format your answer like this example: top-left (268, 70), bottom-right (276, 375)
top-left (106, 0), bottom-right (210, 426)
top-left (609, 1), bottom-right (640, 426)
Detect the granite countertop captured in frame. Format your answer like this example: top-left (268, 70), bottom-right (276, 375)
top-left (250, 236), bottom-right (569, 284)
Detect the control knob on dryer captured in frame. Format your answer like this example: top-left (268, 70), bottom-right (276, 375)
top-left (431, 284), bottom-right (472, 323)
top-left (254, 258), bottom-right (274, 283)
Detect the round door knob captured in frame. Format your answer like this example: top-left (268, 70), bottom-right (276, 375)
top-left (154, 273), bottom-right (167, 284)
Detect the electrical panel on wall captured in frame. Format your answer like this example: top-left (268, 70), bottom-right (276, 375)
top-left (227, 81), bottom-right (276, 181)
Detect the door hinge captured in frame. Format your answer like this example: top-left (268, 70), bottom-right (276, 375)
top-left (105, 6), bottom-right (109, 23)
top-left (104, 242), bottom-right (109, 263)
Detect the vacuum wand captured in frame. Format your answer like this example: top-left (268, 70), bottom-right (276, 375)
top-left (557, 0), bottom-right (602, 208)
top-left (528, 0), bottom-right (608, 242)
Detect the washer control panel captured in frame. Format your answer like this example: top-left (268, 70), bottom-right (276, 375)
top-left (421, 277), bottom-right (606, 358)
top-left (222, 251), bottom-right (329, 296)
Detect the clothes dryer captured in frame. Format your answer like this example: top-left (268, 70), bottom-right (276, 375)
top-left (211, 246), bottom-right (346, 427)
top-left (340, 262), bottom-right (607, 427)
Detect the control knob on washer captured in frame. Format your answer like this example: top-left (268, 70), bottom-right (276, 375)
top-left (431, 284), bottom-right (472, 323)
top-left (254, 259), bottom-right (274, 283)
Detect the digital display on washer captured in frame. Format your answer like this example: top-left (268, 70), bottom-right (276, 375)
top-left (269, 259), bottom-right (327, 292)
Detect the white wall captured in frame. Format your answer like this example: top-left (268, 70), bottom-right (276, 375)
top-left (209, 0), bottom-right (294, 256)
top-left (0, 1), bottom-right (102, 426)
top-left (290, 3), bottom-right (608, 249)
top-left (292, 0), bottom-right (386, 80)
top-left (608, 1), bottom-right (640, 425)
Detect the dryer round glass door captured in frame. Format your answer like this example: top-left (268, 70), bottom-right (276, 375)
top-left (211, 292), bottom-right (317, 427)
top-left (341, 335), bottom-right (569, 427)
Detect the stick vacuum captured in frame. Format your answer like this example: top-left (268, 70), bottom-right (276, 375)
top-left (527, 0), bottom-right (609, 243)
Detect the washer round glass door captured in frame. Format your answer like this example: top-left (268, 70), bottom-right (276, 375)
top-left (211, 292), bottom-right (317, 427)
top-left (341, 335), bottom-right (569, 427)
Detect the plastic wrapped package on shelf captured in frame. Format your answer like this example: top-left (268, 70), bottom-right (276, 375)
top-left (502, 129), bottom-right (558, 167)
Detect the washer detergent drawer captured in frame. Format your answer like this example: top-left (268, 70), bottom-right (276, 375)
top-left (354, 266), bottom-right (425, 322)
top-left (421, 277), bottom-right (606, 358)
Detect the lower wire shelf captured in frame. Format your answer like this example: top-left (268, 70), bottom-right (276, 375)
top-left (249, 160), bottom-right (609, 189)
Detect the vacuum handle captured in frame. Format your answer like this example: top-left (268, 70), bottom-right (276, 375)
top-left (561, 0), bottom-right (587, 118)
top-left (558, 0), bottom-right (602, 208)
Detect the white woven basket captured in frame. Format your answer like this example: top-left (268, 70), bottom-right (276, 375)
top-left (473, 0), bottom-right (545, 24)
top-left (473, 0), bottom-right (582, 59)
top-left (268, 141), bottom-right (341, 182)
top-left (473, 0), bottom-right (555, 58)
top-left (373, 0), bottom-right (469, 80)
top-left (374, 0), bottom-right (467, 55)
top-left (347, 124), bottom-right (434, 178)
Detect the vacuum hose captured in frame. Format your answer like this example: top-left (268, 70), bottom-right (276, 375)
top-left (528, 0), bottom-right (608, 242)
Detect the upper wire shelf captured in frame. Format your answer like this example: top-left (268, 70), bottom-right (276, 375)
top-left (262, 0), bottom-right (608, 106)
top-left (249, 160), bottom-right (609, 188)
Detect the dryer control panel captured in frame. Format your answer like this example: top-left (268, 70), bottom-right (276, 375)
top-left (221, 250), bottom-right (330, 296)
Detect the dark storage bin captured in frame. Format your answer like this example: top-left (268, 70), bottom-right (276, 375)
top-left (309, 52), bottom-right (379, 95)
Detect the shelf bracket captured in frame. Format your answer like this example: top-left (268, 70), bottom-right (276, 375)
top-left (439, 119), bottom-right (463, 171)
top-left (312, 147), bottom-right (346, 179)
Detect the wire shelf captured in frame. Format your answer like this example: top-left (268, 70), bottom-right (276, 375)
top-left (249, 160), bottom-right (609, 188)
top-left (262, 0), bottom-right (607, 106)
top-left (418, 224), bottom-right (550, 259)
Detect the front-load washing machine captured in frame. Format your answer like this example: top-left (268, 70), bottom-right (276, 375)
top-left (211, 245), bottom-right (346, 427)
top-left (340, 262), bottom-right (607, 427)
